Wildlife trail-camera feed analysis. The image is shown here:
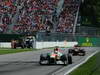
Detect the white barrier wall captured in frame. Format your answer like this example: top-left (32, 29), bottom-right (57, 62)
top-left (0, 42), bottom-right (11, 48)
top-left (35, 42), bottom-right (78, 49)
top-left (0, 42), bottom-right (78, 49)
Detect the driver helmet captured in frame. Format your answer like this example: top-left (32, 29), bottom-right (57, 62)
top-left (54, 46), bottom-right (59, 53)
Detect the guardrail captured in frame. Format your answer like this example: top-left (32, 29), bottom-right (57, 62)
top-left (0, 41), bottom-right (78, 49)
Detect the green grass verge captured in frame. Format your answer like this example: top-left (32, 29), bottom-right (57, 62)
top-left (69, 52), bottom-right (100, 75)
top-left (0, 47), bottom-right (70, 55)
top-left (0, 48), bottom-right (36, 55)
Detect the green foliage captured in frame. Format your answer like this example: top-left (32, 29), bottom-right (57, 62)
top-left (80, 0), bottom-right (100, 27)
top-left (0, 48), bottom-right (33, 55)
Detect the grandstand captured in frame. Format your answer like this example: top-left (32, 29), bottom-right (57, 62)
top-left (0, 0), bottom-right (81, 34)
top-left (0, 0), bottom-right (100, 46)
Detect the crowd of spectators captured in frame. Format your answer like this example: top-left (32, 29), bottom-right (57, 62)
top-left (0, 0), bottom-right (80, 34)
top-left (0, 0), bottom-right (59, 33)
top-left (57, 0), bottom-right (80, 32)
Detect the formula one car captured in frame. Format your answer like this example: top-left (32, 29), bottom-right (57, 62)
top-left (39, 52), bottom-right (72, 65)
top-left (68, 46), bottom-right (86, 56)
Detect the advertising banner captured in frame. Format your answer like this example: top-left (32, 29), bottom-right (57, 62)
top-left (77, 36), bottom-right (100, 47)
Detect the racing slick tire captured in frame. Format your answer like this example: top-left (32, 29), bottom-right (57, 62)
top-left (60, 54), bottom-right (67, 65)
top-left (67, 54), bottom-right (72, 64)
top-left (39, 54), bottom-right (45, 65)
top-left (79, 49), bottom-right (86, 56)
top-left (47, 55), bottom-right (51, 65)
top-left (68, 49), bottom-right (73, 53)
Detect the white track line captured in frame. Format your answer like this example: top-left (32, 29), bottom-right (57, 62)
top-left (64, 51), bottom-right (98, 75)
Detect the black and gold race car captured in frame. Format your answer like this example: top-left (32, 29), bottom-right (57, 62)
top-left (68, 45), bottom-right (86, 56)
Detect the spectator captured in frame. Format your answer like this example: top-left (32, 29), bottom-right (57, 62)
top-left (0, 0), bottom-right (79, 33)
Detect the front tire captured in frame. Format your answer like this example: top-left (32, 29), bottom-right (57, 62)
top-left (61, 55), bottom-right (67, 65)
top-left (39, 54), bottom-right (44, 65)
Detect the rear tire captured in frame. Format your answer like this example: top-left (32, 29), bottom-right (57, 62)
top-left (68, 54), bottom-right (72, 64)
top-left (68, 49), bottom-right (72, 53)
top-left (39, 60), bottom-right (42, 65)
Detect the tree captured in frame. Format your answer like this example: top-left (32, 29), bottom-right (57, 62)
top-left (80, 0), bottom-right (100, 27)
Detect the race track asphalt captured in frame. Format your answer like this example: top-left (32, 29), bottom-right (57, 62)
top-left (0, 47), bottom-right (99, 75)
